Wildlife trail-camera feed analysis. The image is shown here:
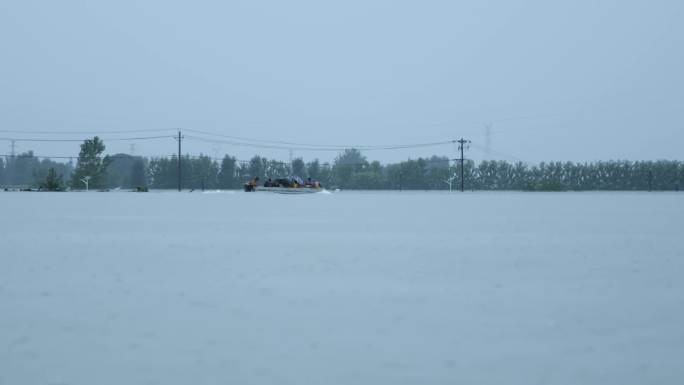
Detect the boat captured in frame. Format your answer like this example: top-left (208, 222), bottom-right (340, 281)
top-left (246, 186), bottom-right (321, 194)
top-left (244, 176), bottom-right (322, 194)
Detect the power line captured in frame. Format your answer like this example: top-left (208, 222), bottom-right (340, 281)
top-left (184, 128), bottom-right (453, 150)
top-left (0, 135), bottom-right (174, 142)
top-left (184, 128), bottom-right (333, 147)
top-left (184, 134), bottom-right (452, 151)
top-left (0, 128), bottom-right (177, 135)
top-left (1, 127), bottom-right (454, 152)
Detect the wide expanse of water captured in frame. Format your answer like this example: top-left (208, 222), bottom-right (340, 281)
top-left (1, 191), bottom-right (683, 385)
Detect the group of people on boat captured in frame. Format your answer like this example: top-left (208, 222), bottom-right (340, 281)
top-left (245, 176), bottom-right (321, 191)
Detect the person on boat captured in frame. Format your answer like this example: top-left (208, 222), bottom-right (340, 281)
top-left (305, 177), bottom-right (313, 187)
top-left (264, 178), bottom-right (273, 187)
top-left (244, 177), bottom-right (259, 192)
top-left (248, 177), bottom-right (259, 188)
top-left (292, 176), bottom-right (304, 188)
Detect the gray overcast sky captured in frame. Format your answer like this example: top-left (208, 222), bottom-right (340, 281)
top-left (1, 0), bottom-right (682, 163)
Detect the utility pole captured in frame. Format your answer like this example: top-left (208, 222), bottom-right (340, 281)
top-left (10, 139), bottom-right (16, 157)
top-left (455, 138), bottom-right (470, 192)
top-left (175, 129), bottom-right (184, 191)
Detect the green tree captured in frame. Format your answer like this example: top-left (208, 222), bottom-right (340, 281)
top-left (105, 154), bottom-right (143, 188)
top-left (266, 159), bottom-right (290, 178)
top-left (350, 160), bottom-right (385, 189)
top-left (218, 155), bottom-right (239, 189)
top-left (291, 158), bottom-right (306, 177)
top-left (130, 158), bottom-right (147, 188)
top-left (247, 155), bottom-right (267, 179)
top-left (332, 148), bottom-right (367, 188)
top-left (306, 159), bottom-right (321, 180)
top-left (318, 162), bottom-right (333, 187)
top-left (148, 157), bottom-right (174, 189)
top-left (40, 168), bottom-right (64, 191)
top-left (29, 157), bottom-right (73, 188)
top-left (71, 137), bottom-right (111, 189)
top-left (6, 152), bottom-right (40, 186)
top-left (188, 155), bottom-right (219, 190)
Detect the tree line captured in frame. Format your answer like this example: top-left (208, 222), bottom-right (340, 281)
top-left (1, 137), bottom-right (683, 191)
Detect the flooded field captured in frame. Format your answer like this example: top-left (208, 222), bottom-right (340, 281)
top-left (1, 191), bottom-right (683, 385)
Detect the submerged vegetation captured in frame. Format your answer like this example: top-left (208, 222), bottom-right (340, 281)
top-left (1, 139), bottom-right (682, 191)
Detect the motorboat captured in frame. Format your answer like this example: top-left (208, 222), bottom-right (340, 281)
top-left (244, 176), bottom-right (322, 194)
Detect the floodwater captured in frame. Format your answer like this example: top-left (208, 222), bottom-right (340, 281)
top-left (1, 191), bottom-right (683, 384)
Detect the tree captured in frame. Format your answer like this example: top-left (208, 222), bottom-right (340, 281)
top-left (306, 159), bottom-right (321, 180)
top-left (350, 160), bottom-right (385, 189)
top-left (266, 159), bottom-right (290, 178)
top-left (6, 151), bottom-right (40, 186)
top-left (291, 158), bottom-right (306, 177)
top-left (247, 155), bottom-right (267, 179)
top-left (218, 155), bottom-right (239, 189)
top-left (105, 154), bottom-right (142, 188)
top-left (332, 148), bottom-right (367, 188)
top-left (188, 154), bottom-right (219, 190)
top-left (130, 159), bottom-right (147, 188)
top-left (40, 168), bottom-right (64, 191)
top-left (318, 162), bottom-right (333, 187)
top-left (148, 157), bottom-right (175, 189)
top-left (71, 137), bottom-right (111, 189)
